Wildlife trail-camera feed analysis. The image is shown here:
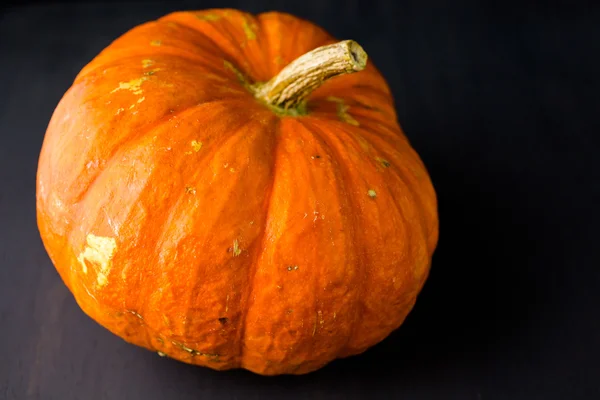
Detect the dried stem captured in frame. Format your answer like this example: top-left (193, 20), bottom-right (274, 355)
top-left (254, 40), bottom-right (368, 111)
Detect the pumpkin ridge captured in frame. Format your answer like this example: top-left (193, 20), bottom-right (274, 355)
top-left (306, 119), bottom-right (433, 351)
top-left (67, 100), bottom-right (230, 209)
top-left (256, 11), bottom-right (333, 79)
top-left (135, 103), bottom-right (272, 321)
top-left (162, 11), bottom-right (266, 83)
top-left (238, 117), bottom-right (281, 368)
top-left (255, 13), bottom-right (276, 79)
top-left (338, 119), bottom-right (437, 254)
top-left (169, 115), bottom-right (277, 359)
top-left (298, 119), bottom-right (367, 355)
top-left (298, 118), bottom-right (363, 362)
top-left (76, 20), bottom-right (231, 82)
top-left (155, 18), bottom-right (230, 55)
top-left (204, 11), bottom-right (266, 81)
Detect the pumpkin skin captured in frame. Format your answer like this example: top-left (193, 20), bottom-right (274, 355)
top-left (36, 9), bottom-right (438, 375)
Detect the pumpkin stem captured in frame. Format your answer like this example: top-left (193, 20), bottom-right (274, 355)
top-left (254, 40), bottom-right (368, 113)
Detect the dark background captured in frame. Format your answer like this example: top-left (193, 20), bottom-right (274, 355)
top-left (1, 1), bottom-right (599, 399)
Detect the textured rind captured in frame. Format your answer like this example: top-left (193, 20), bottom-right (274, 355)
top-left (36, 9), bottom-right (439, 375)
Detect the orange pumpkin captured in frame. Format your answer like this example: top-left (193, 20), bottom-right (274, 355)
top-left (36, 9), bottom-right (438, 375)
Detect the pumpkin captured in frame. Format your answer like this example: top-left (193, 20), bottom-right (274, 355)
top-left (36, 9), bottom-right (438, 375)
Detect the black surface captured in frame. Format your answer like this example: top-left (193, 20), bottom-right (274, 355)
top-left (1, 1), bottom-right (599, 399)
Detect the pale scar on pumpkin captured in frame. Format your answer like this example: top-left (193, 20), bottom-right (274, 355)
top-left (368, 189), bottom-right (377, 198)
top-left (127, 310), bottom-right (143, 320)
top-left (112, 61), bottom-right (163, 101)
top-left (185, 186), bottom-right (196, 195)
top-left (326, 96), bottom-right (360, 126)
top-left (196, 13), bottom-right (221, 21)
top-left (157, 351), bottom-right (166, 357)
top-left (171, 340), bottom-right (219, 358)
top-left (185, 140), bottom-right (203, 154)
top-left (232, 239), bottom-right (242, 257)
top-left (287, 265), bottom-right (299, 271)
top-left (191, 140), bottom-right (203, 152)
top-left (111, 77), bottom-right (146, 95)
top-left (77, 234), bottom-right (117, 288)
top-left (150, 40), bottom-right (162, 46)
top-left (115, 107), bottom-right (124, 115)
top-left (142, 60), bottom-right (162, 77)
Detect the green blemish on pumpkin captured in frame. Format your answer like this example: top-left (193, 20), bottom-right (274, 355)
top-left (150, 40), bottom-right (162, 46)
top-left (156, 337), bottom-right (164, 344)
top-left (375, 157), bottom-right (391, 168)
top-left (326, 96), bottom-right (360, 126)
top-left (337, 104), bottom-right (359, 126)
top-left (223, 60), bottom-right (308, 117)
top-left (266, 101), bottom-right (307, 117)
top-left (171, 341), bottom-right (220, 357)
top-left (185, 186), bottom-right (196, 195)
top-left (232, 239), bottom-right (242, 257)
top-left (274, 55), bottom-right (284, 66)
top-left (242, 17), bottom-right (257, 40)
top-left (326, 96), bottom-right (344, 103)
top-left (223, 60), bottom-right (250, 87)
top-left (367, 189), bottom-right (377, 198)
top-left (196, 13), bottom-right (221, 21)
top-left (142, 59), bottom-right (154, 68)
